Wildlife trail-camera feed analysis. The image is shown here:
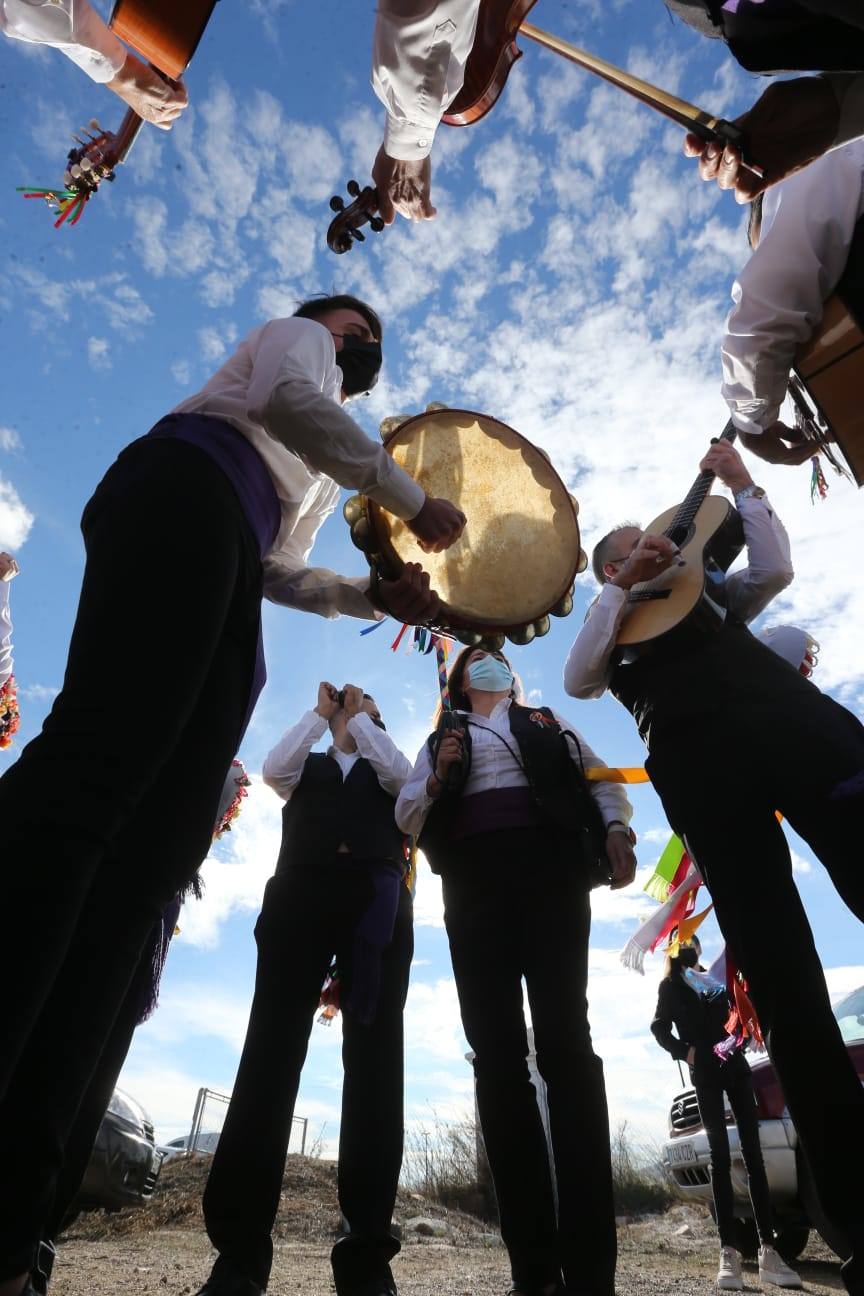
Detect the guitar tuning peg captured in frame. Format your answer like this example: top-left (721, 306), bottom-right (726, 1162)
top-left (69, 164), bottom-right (83, 179)
top-left (89, 119), bottom-right (101, 132)
top-left (346, 179), bottom-right (360, 197)
top-left (79, 156), bottom-right (93, 171)
top-left (351, 227), bottom-right (366, 242)
top-left (329, 195), bottom-right (345, 213)
top-left (369, 217), bottom-right (385, 233)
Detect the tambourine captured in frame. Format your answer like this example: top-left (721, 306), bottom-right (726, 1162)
top-left (345, 405), bottom-right (587, 650)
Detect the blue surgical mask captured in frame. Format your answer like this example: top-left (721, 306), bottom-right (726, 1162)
top-left (467, 656), bottom-right (514, 693)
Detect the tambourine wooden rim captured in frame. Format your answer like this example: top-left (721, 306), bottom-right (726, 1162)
top-left (344, 407), bottom-right (586, 650)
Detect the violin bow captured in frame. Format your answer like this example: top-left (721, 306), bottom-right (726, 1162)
top-left (520, 21), bottom-right (750, 158)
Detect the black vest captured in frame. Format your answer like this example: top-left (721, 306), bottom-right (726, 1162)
top-left (609, 613), bottom-right (823, 747)
top-left (665, 0), bottom-right (864, 72)
top-left (419, 704), bottom-right (596, 874)
top-left (276, 753), bottom-right (405, 872)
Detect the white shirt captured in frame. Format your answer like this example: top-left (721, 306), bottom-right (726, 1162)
top-left (173, 317), bottom-right (424, 620)
top-left (0, 0), bottom-right (125, 81)
top-left (721, 138), bottom-right (864, 435)
top-left (0, 581), bottom-right (12, 690)
top-left (262, 708), bottom-right (413, 802)
top-left (563, 494), bottom-right (794, 700)
top-left (394, 696), bottom-right (632, 837)
top-left (373, 0), bottom-right (481, 160)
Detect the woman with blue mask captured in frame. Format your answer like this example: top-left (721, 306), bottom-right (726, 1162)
top-left (396, 646), bottom-right (636, 1296)
top-left (651, 935), bottom-right (801, 1292)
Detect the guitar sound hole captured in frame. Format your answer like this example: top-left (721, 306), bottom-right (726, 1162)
top-left (667, 522), bottom-right (693, 548)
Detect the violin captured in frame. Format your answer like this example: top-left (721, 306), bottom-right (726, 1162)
top-left (327, 180), bottom-right (386, 256)
top-left (444, 0), bottom-right (749, 158)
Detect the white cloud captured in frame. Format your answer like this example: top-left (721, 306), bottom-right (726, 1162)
top-left (0, 428), bottom-right (21, 453)
top-left (171, 358), bottom-right (191, 386)
top-left (20, 683), bottom-right (59, 702)
top-left (87, 336), bottom-right (111, 370)
top-left (0, 475), bottom-right (34, 550)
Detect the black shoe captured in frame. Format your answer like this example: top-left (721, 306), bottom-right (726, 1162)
top-left (194, 1277), bottom-right (265, 1296)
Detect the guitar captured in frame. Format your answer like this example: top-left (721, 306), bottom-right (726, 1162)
top-left (20, 0), bottom-right (216, 228)
top-left (789, 293), bottom-right (864, 488)
top-left (614, 421), bottom-right (745, 662)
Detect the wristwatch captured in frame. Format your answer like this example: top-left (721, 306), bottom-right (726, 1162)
top-left (733, 483), bottom-right (766, 506)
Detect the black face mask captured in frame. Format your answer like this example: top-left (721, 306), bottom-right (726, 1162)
top-left (337, 335), bottom-right (382, 397)
top-left (677, 946), bottom-right (700, 968)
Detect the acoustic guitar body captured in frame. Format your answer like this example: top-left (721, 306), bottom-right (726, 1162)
top-left (794, 293), bottom-right (864, 487)
top-left (110, 0), bottom-right (218, 80)
top-left (615, 495), bottom-right (744, 662)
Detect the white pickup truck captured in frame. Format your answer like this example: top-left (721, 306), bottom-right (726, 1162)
top-left (661, 985), bottom-right (864, 1262)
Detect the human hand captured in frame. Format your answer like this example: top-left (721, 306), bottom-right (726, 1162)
top-left (340, 684), bottom-right (364, 719)
top-left (315, 681), bottom-right (341, 720)
top-left (610, 534), bottom-right (682, 590)
top-left (378, 562), bottom-right (442, 625)
top-left (740, 422), bottom-right (815, 467)
top-left (700, 439), bottom-right (753, 491)
top-left (107, 52), bottom-right (188, 129)
top-left (406, 497), bottom-right (466, 554)
top-left (683, 77), bottom-right (838, 203)
top-left (372, 146), bottom-right (437, 224)
top-left (606, 829), bottom-right (637, 891)
top-left (0, 553), bottom-right (19, 582)
top-left (434, 731), bottom-right (464, 783)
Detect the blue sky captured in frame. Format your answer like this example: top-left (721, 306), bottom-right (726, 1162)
top-left (1, 0), bottom-right (862, 1153)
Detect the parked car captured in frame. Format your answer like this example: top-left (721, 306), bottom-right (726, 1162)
top-left (661, 984), bottom-right (864, 1261)
top-left (68, 1089), bottom-right (164, 1221)
top-left (158, 1129), bottom-right (221, 1163)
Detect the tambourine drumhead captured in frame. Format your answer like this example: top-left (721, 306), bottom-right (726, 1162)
top-left (368, 409), bottom-right (581, 630)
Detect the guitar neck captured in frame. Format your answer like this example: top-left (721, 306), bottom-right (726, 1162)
top-left (111, 109), bottom-right (145, 167)
top-left (664, 420), bottom-right (736, 539)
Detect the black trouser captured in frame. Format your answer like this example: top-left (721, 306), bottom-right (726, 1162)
top-left (693, 1057), bottom-right (775, 1248)
top-left (0, 438), bottom-right (261, 1281)
top-left (648, 704), bottom-right (864, 1293)
top-left (441, 828), bottom-right (616, 1296)
top-left (202, 859), bottom-right (414, 1293)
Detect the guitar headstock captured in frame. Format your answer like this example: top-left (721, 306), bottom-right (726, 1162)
top-left (327, 180), bottom-right (385, 255)
top-left (18, 119), bottom-right (121, 228)
top-left (63, 119), bottom-right (122, 197)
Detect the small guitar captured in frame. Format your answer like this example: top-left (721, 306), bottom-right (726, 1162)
top-left (614, 421), bottom-right (745, 662)
top-left (789, 294), bottom-right (864, 488)
top-left (19, 0), bottom-right (216, 228)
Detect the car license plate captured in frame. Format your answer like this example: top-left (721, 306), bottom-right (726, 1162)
top-left (667, 1141), bottom-right (696, 1165)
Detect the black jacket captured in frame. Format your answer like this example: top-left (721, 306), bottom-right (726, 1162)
top-left (651, 974), bottom-right (746, 1080)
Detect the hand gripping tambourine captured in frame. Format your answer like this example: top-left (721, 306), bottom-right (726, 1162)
top-left (344, 405), bottom-right (587, 650)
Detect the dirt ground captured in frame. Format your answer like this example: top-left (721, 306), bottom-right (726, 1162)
top-left (52, 1158), bottom-right (849, 1295)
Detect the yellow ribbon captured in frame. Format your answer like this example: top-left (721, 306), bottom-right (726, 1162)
top-left (585, 766), bottom-right (650, 783)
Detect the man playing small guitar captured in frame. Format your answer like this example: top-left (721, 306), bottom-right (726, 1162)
top-left (564, 437), bottom-right (864, 1296)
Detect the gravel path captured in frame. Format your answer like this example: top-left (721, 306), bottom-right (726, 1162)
top-left (51, 1215), bottom-right (848, 1295)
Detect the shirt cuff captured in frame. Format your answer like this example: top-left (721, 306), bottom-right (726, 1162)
top-left (375, 461), bottom-right (426, 520)
top-left (729, 408), bottom-right (774, 437)
top-left (67, 5), bottom-right (128, 83)
top-left (383, 112), bottom-right (437, 161)
top-left (606, 823), bottom-right (630, 835)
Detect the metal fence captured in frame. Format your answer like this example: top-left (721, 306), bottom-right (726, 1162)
top-left (186, 1086), bottom-right (309, 1157)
